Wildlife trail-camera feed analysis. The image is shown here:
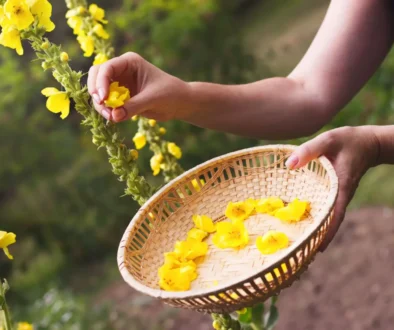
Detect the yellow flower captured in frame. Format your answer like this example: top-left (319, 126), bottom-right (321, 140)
top-left (104, 82), bottom-right (131, 108)
top-left (93, 23), bottom-right (109, 39)
top-left (0, 231), bottom-right (16, 260)
top-left (256, 197), bottom-right (284, 215)
top-left (224, 200), bottom-right (255, 222)
top-left (0, 5), bottom-right (11, 27)
top-left (0, 25), bottom-right (23, 55)
top-left (27, 0), bottom-right (55, 32)
top-left (77, 32), bottom-right (94, 57)
top-left (187, 228), bottom-right (208, 242)
top-left (191, 179), bottom-right (205, 192)
top-left (67, 16), bottom-right (83, 35)
top-left (4, 0), bottom-right (34, 30)
top-left (41, 87), bottom-right (70, 120)
top-left (212, 221), bottom-right (249, 249)
top-left (274, 198), bottom-right (310, 222)
top-left (132, 132), bottom-right (146, 150)
top-left (192, 215), bottom-right (216, 233)
top-left (93, 53), bottom-right (108, 65)
top-left (148, 119), bottom-right (156, 127)
top-left (16, 323), bottom-right (34, 330)
top-left (167, 142), bottom-right (182, 159)
top-left (161, 253), bottom-right (197, 272)
top-left (212, 321), bottom-right (221, 330)
top-left (89, 4), bottom-right (108, 24)
top-left (158, 263), bottom-right (197, 291)
top-left (150, 153), bottom-right (163, 176)
top-left (256, 231), bottom-right (289, 255)
top-left (60, 52), bottom-right (69, 62)
top-left (159, 127), bottom-right (166, 135)
top-left (174, 240), bottom-right (208, 261)
top-left (265, 263), bottom-right (288, 282)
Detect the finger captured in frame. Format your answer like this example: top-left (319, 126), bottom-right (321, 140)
top-left (286, 132), bottom-right (336, 169)
top-left (93, 99), bottom-right (112, 121)
top-left (112, 93), bottom-right (152, 122)
top-left (95, 53), bottom-right (139, 103)
top-left (319, 183), bottom-right (354, 252)
top-left (88, 65), bottom-right (100, 99)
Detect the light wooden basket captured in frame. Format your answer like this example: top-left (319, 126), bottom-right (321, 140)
top-left (117, 145), bottom-right (338, 313)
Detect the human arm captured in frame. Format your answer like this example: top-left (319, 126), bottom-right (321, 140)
top-left (88, 0), bottom-right (394, 139)
top-left (285, 125), bottom-right (394, 250)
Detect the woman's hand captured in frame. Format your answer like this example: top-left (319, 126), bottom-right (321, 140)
top-left (88, 52), bottom-right (191, 122)
top-left (285, 126), bottom-right (380, 251)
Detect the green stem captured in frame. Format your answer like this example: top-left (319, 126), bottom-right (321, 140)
top-left (2, 302), bottom-right (12, 330)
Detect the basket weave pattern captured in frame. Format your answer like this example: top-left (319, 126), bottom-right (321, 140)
top-left (118, 145), bottom-right (338, 313)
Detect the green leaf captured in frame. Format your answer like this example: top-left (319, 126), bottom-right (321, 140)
top-left (264, 304), bottom-right (279, 330)
top-left (238, 308), bottom-right (252, 324)
top-left (251, 303), bottom-right (264, 327)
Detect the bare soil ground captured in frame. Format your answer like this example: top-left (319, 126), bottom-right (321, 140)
top-left (97, 207), bottom-right (394, 329)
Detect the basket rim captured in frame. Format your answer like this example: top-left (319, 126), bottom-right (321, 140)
top-left (117, 144), bottom-right (339, 301)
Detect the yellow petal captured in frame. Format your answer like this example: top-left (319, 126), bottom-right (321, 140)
top-left (46, 92), bottom-right (70, 119)
top-left (187, 228), bottom-right (208, 242)
top-left (192, 215), bottom-right (216, 233)
top-left (89, 4), bottom-right (108, 24)
top-left (274, 199), bottom-right (310, 222)
top-left (225, 200), bottom-right (254, 222)
top-left (0, 26), bottom-right (24, 55)
top-left (256, 197), bottom-right (284, 214)
top-left (256, 231), bottom-right (289, 255)
top-left (174, 240), bottom-right (208, 261)
top-left (133, 132), bottom-right (147, 150)
top-left (41, 87), bottom-right (60, 96)
top-left (212, 221), bottom-right (249, 249)
top-left (104, 81), bottom-right (131, 108)
top-left (93, 23), bottom-right (109, 39)
top-left (167, 142), bottom-right (182, 159)
top-left (93, 53), bottom-right (108, 65)
top-left (28, 0), bottom-right (55, 32)
top-left (4, 0), bottom-right (34, 31)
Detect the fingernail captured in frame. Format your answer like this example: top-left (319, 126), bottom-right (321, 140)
top-left (285, 155), bottom-right (299, 169)
top-left (92, 93), bottom-right (100, 104)
top-left (113, 107), bottom-right (127, 122)
top-left (98, 88), bottom-right (106, 103)
top-left (102, 109), bottom-right (111, 121)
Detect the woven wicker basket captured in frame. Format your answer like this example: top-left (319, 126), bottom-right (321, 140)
top-left (117, 145), bottom-right (338, 313)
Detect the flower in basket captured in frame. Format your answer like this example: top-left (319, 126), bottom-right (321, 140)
top-left (158, 261), bottom-right (197, 291)
top-left (174, 240), bottom-right (208, 261)
top-left (274, 198), bottom-right (310, 222)
top-left (256, 231), bottom-right (289, 255)
top-left (212, 221), bottom-right (249, 249)
top-left (187, 228), bottom-right (208, 242)
top-left (192, 215), bottom-right (216, 233)
top-left (256, 197), bottom-right (284, 215)
top-left (0, 231), bottom-right (16, 260)
top-left (225, 199), bottom-right (255, 222)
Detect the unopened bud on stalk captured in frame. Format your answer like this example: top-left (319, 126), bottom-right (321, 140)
top-left (60, 52), bottom-right (69, 62)
top-left (41, 41), bottom-right (50, 49)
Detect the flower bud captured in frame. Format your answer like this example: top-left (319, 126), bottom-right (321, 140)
top-left (148, 119), bottom-right (156, 127)
top-left (159, 127), bottom-right (166, 135)
top-left (130, 149), bottom-right (139, 160)
top-left (41, 41), bottom-right (50, 50)
top-left (41, 61), bottom-right (50, 70)
top-left (131, 115), bottom-right (139, 121)
top-left (77, 6), bottom-right (86, 15)
top-left (60, 52), bottom-right (69, 62)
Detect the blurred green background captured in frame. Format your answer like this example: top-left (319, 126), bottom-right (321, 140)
top-left (1, 0), bottom-right (394, 329)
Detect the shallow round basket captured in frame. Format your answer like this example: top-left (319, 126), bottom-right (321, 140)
top-left (117, 145), bottom-right (338, 313)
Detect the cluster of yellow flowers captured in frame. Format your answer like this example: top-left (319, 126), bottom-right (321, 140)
top-left (158, 197), bottom-right (310, 292)
top-left (0, 0), bottom-right (55, 55)
top-left (158, 215), bottom-right (215, 291)
top-left (66, 3), bottom-right (111, 65)
top-left (132, 123), bottom-right (182, 177)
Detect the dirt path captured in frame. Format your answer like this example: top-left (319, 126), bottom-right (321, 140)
top-left (97, 207), bottom-right (394, 329)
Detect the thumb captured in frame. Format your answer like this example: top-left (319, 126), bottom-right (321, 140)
top-left (112, 93), bottom-right (152, 122)
top-left (285, 132), bottom-right (336, 169)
